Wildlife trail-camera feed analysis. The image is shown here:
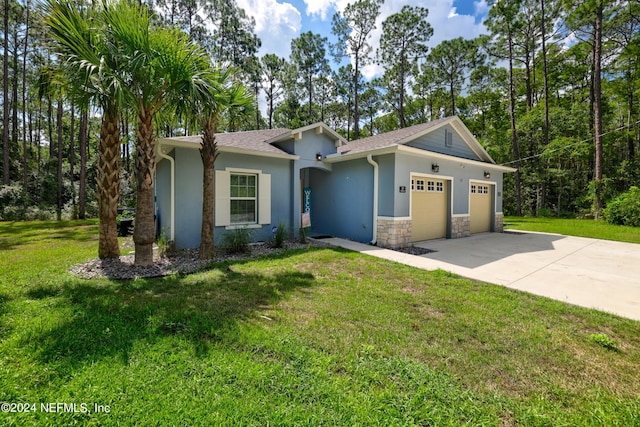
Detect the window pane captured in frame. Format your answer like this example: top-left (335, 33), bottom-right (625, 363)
top-left (231, 200), bottom-right (256, 223)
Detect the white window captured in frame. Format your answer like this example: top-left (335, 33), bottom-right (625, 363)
top-left (482, 185), bottom-right (489, 195)
top-left (436, 181), bottom-right (444, 193)
top-left (415, 179), bottom-right (425, 192)
top-left (230, 174), bottom-right (257, 224)
top-left (427, 180), bottom-right (435, 192)
top-left (215, 169), bottom-right (271, 227)
top-left (471, 184), bottom-right (477, 194)
top-left (411, 179), bottom-right (414, 191)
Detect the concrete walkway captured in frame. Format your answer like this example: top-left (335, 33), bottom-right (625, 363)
top-left (320, 231), bottom-right (640, 321)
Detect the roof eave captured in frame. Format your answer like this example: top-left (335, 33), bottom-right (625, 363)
top-left (326, 144), bottom-right (516, 172)
top-left (157, 138), bottom-right (300, 160)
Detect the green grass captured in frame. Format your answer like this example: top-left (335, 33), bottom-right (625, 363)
top-left (1, 220), bottom-right (640, 425)
top-left (505, 216), bottom-right (640, 244)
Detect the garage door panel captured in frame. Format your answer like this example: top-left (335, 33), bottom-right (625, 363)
top-left (470, 183), bottom-right (491, 234)
top-left (411, 177), bottom-right (447, 241)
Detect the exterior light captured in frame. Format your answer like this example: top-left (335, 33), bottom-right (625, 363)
top-left (484, 171), bottom-right (491, 179)
top-left (432, 163), bottom-right (439, 173)
top-left (316, 153), bottom-right (323, 161)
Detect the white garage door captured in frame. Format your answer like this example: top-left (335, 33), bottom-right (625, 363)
top-left (470, 183), bottom-right (492, 234)
top-left (411, 176), bottom-right (447, 241)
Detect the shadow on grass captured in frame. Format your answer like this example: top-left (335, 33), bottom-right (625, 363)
top-left (0, 220), bottom-right (98, 250)
top-left (25, 254), bottom-right (315, 373)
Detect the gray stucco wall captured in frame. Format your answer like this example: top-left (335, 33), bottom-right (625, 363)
top-left (157, 147), bottom-right (294, 249)
top-left (309, 158), bottom-right (374, 243)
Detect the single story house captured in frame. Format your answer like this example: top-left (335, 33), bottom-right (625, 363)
top-left (155, 116), bottom-right (516, 249)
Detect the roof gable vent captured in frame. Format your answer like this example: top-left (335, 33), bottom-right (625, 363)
top-left (445, 129), bottom-right (453, 148)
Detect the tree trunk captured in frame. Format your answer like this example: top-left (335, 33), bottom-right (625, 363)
top-left (21, 3), bottom-right (29, 194)
top-left (69, 104), bottom-right (76, 215)
top-left (593, 0), bottom-right (604, 219)
top-left (2, 0), bottom-right (9, 185)
top-left (97, 110), bottom-right (121, 258)
top-left (79, 109), bottom-right (88, 220)
top-left (133, 107), bottom-right (156, 266)
top-left (353, 51), bottom-right (360, 140)
top-left (56, 99), bottom-right (63, 221)
top-left (508, 36), bottom-right (522, 216)
top-left (541, 0), bottom-right (550, 210)
top-left (199, 119), bottom-right (218, 259)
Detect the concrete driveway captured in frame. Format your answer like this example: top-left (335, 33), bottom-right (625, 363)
top-left (324, 232), bottom-right (640, 321)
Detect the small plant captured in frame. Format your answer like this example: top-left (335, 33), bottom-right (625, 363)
top-left (589, 333), bottom-right (618, 351)
top-left (271, 222), bottom-right (287, 248)
top-left (222, 227), bottom-right (252, 254)
top-left (157, 232), bottom-right (174, 258)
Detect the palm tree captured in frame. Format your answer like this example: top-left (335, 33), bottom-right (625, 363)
top-left (191, 67), bottom-right (252, 259)
top-left (45, 0), bottom-right (125, 258)
top-left (104, 0), bottom-right (215, 265)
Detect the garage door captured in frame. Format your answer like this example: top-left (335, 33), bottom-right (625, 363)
top-left (411, 176), bottom-right (447, 241)
top-left (470, 183), bottom-right (492, 234)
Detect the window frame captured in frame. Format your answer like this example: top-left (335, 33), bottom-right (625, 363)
top-left (229, 173), bottom-right (258, 225)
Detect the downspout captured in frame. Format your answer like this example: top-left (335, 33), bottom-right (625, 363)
top-left (367, 154), bottom-right (378, 245)
top-left (156, 144), bottom-right (175, 242)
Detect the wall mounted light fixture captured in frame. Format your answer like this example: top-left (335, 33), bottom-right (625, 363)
top-left (484, 171), bottom-right (491, 179)
top-left (431, 163), bottom-right (439, 173)
top-left (316, 153), bottom-right (323, 161)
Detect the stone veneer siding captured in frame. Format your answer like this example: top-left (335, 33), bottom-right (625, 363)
top-left (494, 212), bottom-right (504, 232)
top-left (377, 218), bottom-right (412, 248)
top-left (451, 215), bottom-right (470, 239)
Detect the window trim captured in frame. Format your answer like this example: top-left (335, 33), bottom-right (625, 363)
top-left (229, 173), bottom-right (258, 225)
top-left (215, 168), bottom-right (271, 227)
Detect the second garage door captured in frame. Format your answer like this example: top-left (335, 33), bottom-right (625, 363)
top-left (411, 176), bottom-right (447, 241)
top-left (470, 183), bottom-right (492, 234)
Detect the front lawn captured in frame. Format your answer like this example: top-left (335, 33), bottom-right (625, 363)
top-left (505, 216), bottom-right (640, 244)
top-left (1, 221), bottom-right (639, 425)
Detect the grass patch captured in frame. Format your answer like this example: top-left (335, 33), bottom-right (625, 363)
top-left (1, 220), bottom-right (639, 425)
top-left (505, 216), bottom-right (640, 244)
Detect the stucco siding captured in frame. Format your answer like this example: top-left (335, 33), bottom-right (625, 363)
top-left (155, 154), bottom-right (172, 240)
top-left (309, 159), bottom-right (374, 243)
top-left (376, 154), bottom-right (396, 217)
top-left (161, 148), bottom-right (293, 249)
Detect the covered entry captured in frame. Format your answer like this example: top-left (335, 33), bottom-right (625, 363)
top-left (470, 182), bottom-right (493, 234)
top-left (411, 175), bottom-right (448, 241)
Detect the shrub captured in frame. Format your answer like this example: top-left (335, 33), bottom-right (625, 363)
top-left (603, 186), bottom-right (640, 227)
top-left (222, 227), bottom-right (252, 254)
top-left (0, 185), bottom-right (27, 220)
top-left (271, 223), bottom-right (287, 248)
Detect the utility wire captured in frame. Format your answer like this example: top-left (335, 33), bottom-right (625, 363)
top-left (499, 119), bottom-right (640, 166)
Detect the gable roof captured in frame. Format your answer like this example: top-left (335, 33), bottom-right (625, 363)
top-left (332, 116), bottom-right (496, 164)
top-left (157, 123), bottom-right (348, 159)
top-left (157, 128), bottom-right (297, 159)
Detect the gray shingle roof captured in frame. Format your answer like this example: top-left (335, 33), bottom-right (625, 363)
top-left (164, 128), bottom-right (291, 156)
top-left (337, 117), bottom-right (452, 156)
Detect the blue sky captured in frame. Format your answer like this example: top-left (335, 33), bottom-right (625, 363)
top-left (236, 0), bottom-right (490, 78)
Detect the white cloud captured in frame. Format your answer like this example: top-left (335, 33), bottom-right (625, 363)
top-left (238, 0), bottom-right (488, 81)
top-left (358, 0), bottom-right (488, 79)
top-left (236, 0), bottom-right (302, 59)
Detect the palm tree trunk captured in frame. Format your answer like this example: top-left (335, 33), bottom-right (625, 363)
top-left (133, 107), bottom-right (156, 266)
top-left (97, 110), bottom-right (121, 258)
top-left (199, 119), bottom-right (218, 259)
